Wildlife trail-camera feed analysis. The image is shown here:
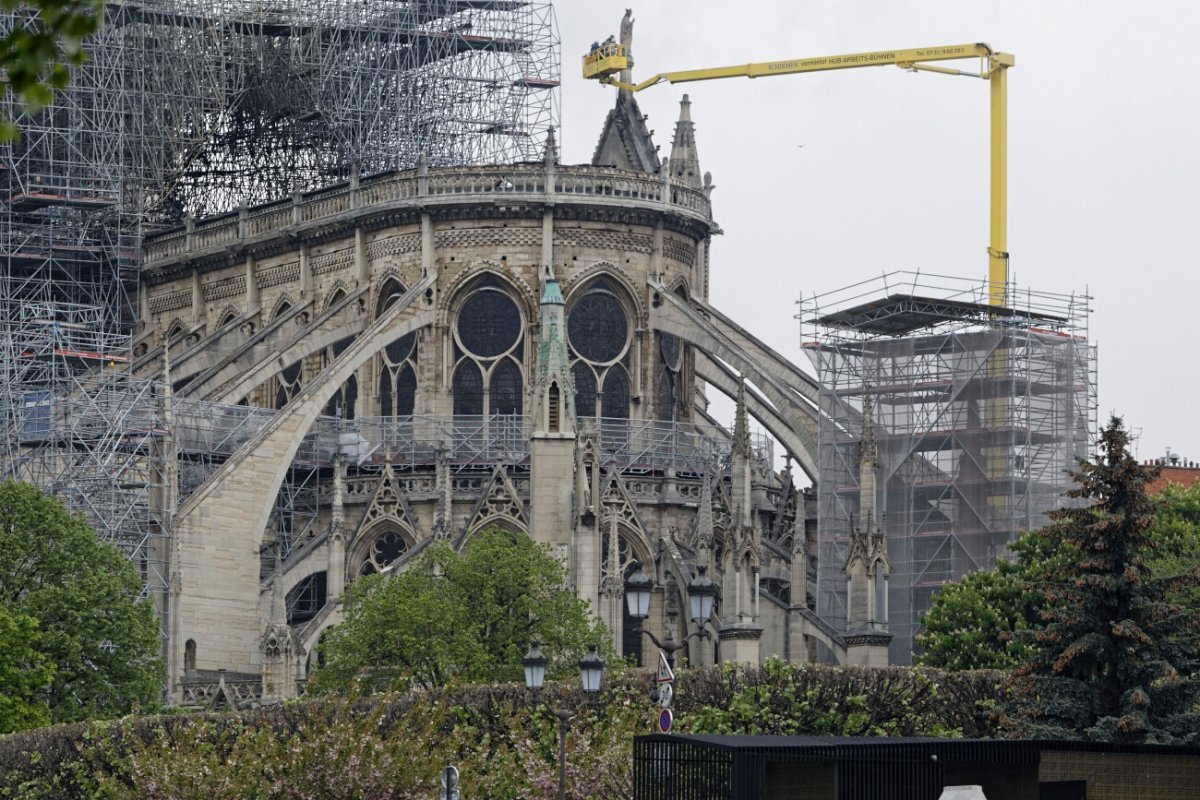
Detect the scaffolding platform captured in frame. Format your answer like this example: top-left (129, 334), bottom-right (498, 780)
top-left (4, 192), bottom-right (117, 212)
top-left (809, 292), bottom-right (1065, 336)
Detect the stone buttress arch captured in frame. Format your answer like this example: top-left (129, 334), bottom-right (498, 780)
top-left (170, 273), bottom-right (437, 686)
top-left (193, 286), bottom-right (368, 403)
top-left (649, 284), bottom-right (820, 479)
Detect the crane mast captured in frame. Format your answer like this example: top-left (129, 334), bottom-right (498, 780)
top-left (583, 40), bottom-right (1015, 306)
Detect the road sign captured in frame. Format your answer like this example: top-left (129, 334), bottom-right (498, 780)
top-left (440, 765), bottom-right (460, 800)
top-left (658, 708), bottom-right (673, 734)
top-left (657, 681), bottom-right (673, 709)
top-left (656, 651), bottom-right (675, 683)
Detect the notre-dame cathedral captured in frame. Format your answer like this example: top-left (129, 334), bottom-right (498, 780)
top-left (137, 86), bottom-right (891, 707)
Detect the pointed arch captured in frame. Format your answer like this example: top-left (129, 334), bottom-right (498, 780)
top-left (352, 521), bottom-right (415, 577)
top-left (216, 307), bottom-right (240, 328)
top-left (563, 261), bottom-right (646, 325)
top-left (323, 282), bottom-right (350, 311)
top-left (165, 318), bottom-right (186, 342)
top-left (457, 466), bottom-right (528, 547)
top-left (375, 274), bottom-right (407, 318)
top-left (601, 364), bottom-right (630, 419)
top-left (449, 271), bottom-right (527, 418)
top-left (441, 259), bottom-right (538, 327)
top-left (669, 274), bottom-right (691, 300)
top-left (375, 275), bottom-right (417, 417)
top-left (566, 272), bottom-right (637, 420)
top-left (270, 295), bottom-right (295, 322)
top-left (548, 381), bottom-right (561, 432)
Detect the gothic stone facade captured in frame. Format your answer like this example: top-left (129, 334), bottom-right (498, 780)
top-left (137, 96), bottom-right (887, 706)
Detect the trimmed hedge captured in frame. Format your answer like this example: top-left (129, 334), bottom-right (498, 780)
top-left (0, 662), bottom-right (1004, 799)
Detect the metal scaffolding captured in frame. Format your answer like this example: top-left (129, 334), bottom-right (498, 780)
top-left (0, 0), bottom-right (560, 608)
top-left (801, 271), bottom-right (1097, 663)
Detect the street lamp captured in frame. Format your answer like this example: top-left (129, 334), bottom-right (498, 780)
top-left (688, 565), bottom-right (717, 628)
top-left (625, 561), bottom-right (653, 619)
top-left (523, 641), bottom-right (605, 800)
top-left (522, 639), bottom-right (547, 690)
top-left (579, 644), bottom-right (605, 693)
top-left (624, 561), bottom-right (718, 668)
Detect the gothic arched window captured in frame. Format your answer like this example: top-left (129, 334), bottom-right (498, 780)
top-left (377, 277), bottom-right (418, 416)
top-left (572, 363), bottom-right (597, 417)
top-left (567, 278), bottom-right (632, 420)
top-left (601, 365), bottom-right (630, 419)
top-left (453, 362), bottom-right (484, 416)
top-left (451, 276), bottom-right (524, 417)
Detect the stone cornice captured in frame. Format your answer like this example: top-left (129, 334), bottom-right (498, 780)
top-left (843, 631), bottom-right (893, 648)
top-left (718, 622), bottom-right (765, 642)
top-left (143, 164), bottom-right (716, 280)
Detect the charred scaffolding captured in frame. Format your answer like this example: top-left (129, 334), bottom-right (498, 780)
top-left (0, 0), bottom-right (559, 617)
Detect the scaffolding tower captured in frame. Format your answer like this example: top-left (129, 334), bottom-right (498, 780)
top-left (0, 0), bottom-right (560, 603)
top-left (801, 272), bottom-right (1097, 664)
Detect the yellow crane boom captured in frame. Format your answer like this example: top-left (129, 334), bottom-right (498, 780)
top-left (583, 42), bottom-right (1014, 306)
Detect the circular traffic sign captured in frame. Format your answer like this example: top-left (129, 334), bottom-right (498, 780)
top-left (657, 682), bottom-right (673, 709)
top-left (659, 708), bottom-right (673, 734)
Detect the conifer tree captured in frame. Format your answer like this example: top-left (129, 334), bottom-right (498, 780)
top-left (1006, 416), bottom-right (1200, 742)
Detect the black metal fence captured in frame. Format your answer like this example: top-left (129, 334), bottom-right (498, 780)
top-left (633, 738), bottom-right (739, 800)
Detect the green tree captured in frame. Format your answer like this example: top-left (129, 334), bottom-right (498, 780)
top-left (917, 528), bottom-right (1073, 670)
top-left (311, 526), bottom-right (611, 693)
top-left (0, 0), bottom-right (105, 138)
top-left (1006, 416), bottom-right (1200, 742)
top-left (920, 465), bottom-right (1200, 674)
top-left (1149, 481), bottom-right (1200, 608)
top-left (0, 480), bottom-right (161, 728)
top-left (0, 604), bottom-right (54, 732)
top-left (916, 558), bottom-right (1038, 671)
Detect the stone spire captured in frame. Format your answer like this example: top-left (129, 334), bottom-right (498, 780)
top-left (843, 386), bottom-right (891, 662)
top-left (732, 377), bottom-right (751, 460)
top-left (591, 92), bottom-right (662, 173)
top-left (694, 465), bottom-right (715, 566)
top-left (261, 542), bottom-right (297, 701)
top-left (543, 125), bottom-right (558, 167)
top-left (532, 266), bottom-right (574, 434)
top-left (591, 12), bottom-right (660, 177)
top-left (858, 388), bottom-right (878, 533)
top-left (668, 94), bottom-right (703, 189)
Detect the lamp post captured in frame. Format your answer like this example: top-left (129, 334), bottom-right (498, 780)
top-left (523, 641), bottom-right (606, 800)
top-left (624, 560), bottom-right (718, 668)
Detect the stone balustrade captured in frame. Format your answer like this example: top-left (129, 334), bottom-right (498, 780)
top-left (143, 163), bottom-right (713, 266)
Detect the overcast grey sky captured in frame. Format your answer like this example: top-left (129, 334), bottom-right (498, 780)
top-left (554, 1), bottom-right (1200, 469)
